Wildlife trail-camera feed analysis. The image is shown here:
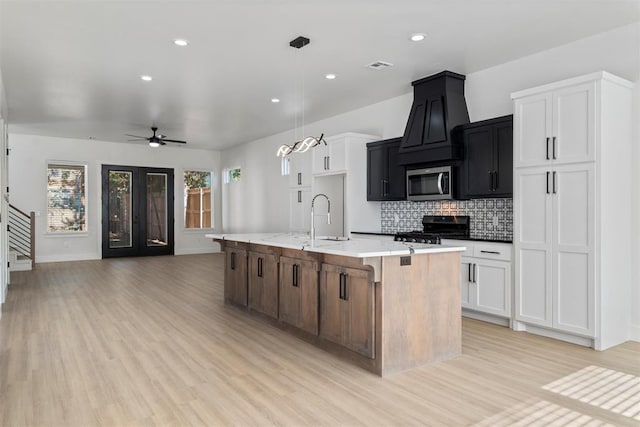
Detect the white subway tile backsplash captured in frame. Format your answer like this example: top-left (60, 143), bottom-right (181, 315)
top-left (381, 198), bottom-right (513, 241)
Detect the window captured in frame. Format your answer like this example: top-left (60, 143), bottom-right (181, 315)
top-left (184, 170), bottom-right (212, 228)
top-left (47, 163), bottom-right (87, 232)
top-left (281, 157), bottom-right (290, 176)
top-left (224, 167), bottom-right (241, 183)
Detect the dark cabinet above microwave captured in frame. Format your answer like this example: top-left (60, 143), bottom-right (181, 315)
top-left (456, 115), bottom-right (513, 199)
top-left (366, 138), bottom-right (405, 201)
top-left (398, 71), bottom-right (470, 165)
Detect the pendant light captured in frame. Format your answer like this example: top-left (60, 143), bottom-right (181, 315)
top-left (276, 36), bottom-right (327, 157)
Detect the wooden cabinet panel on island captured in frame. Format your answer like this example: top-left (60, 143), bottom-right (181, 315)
top-left (279, 255), bottom-right (319, 335)
top-left (224, 246), bottom-right (248, 306)
top-left (320, 264), bottom-right (375, 358)
top-left (248, 250), bottom-right (279, 319)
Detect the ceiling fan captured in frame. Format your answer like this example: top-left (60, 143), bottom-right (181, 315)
top-left (126, 126), bottom-right (187, 148)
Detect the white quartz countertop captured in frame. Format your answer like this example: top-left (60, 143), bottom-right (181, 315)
top-left (206, 233), bottom-right (466, 258)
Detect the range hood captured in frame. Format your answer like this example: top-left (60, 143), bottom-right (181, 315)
top-left (397, 71), bottom-right (470, 165)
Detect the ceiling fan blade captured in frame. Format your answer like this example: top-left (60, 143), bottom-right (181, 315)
top-left (125, 134), bottom-right (147, 138)
top-left (161, 139), bottom-right (187, 144)
top-left (127, 138), bottom-right (147, 141)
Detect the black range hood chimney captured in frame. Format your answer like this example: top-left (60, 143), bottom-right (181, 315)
top-left (397, 71), bottom-right (470, 165)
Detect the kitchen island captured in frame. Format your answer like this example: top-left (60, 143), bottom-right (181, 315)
top-left (207, 233), bottom-right (466, 376)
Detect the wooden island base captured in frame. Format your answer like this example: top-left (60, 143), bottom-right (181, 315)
top-left (218, 239), bottom-right (462, 376)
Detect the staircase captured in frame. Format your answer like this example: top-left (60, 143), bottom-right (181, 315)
top-left (8, 204), bottom-right (35, 271)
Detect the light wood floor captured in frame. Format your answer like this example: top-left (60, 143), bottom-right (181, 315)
top-left (1, 254), bottom-right (638, 426)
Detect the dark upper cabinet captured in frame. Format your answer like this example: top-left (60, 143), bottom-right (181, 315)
top-left (366, 138), bottom-right (405, 201)
top-left (458, 115), bottom-right (513, 199)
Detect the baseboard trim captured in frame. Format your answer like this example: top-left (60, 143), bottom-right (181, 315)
top-left (36, 253), bottom-right (100, 263)
top-left (174, 248), bottom-right (222, 255)
top-left (462, 309), bottom-right (510, 327)
top-left (514, 323), bottom-right (594, 348)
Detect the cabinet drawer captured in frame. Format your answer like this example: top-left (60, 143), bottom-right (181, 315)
top-left (441, 239), bottom-right (474, 257)
top-left (473, 243), bottom-right (512, 261)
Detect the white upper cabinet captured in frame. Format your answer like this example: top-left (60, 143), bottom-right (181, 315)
top-left (312, 136), bottom-right (348, 175)
top-left (288, 153), bottom-right (312, 188)
top-left (513, 80), bottom-right (595, 168)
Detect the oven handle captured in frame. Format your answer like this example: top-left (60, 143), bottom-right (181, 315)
top-left (437, 173), bottom-right (444, 195)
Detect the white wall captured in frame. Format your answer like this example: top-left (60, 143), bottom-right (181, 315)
top-left (220, 22), bottom-right (640, 340)
top-left (8, 134), bottom-right (222, 262)
top-left (0, 65), bottom-right (8, 312)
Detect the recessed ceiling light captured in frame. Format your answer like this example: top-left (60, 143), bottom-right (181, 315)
top-left (325, 73), bottom-right (337, 80)
top-left (140, 75), bottom-right (152, 81)
top-left (271, 98), bottom-right (280, 103)
top-left (410, 33), bottom-right (426, 42)
top-left (173, 39), bottom-right (188, 47)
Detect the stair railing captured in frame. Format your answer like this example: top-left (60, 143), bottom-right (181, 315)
top-left (8, 204), bottom-right (35, 270)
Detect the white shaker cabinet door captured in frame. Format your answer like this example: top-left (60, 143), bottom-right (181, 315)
top-left (289, 188), bottom-right (311, 233)
top-left (552, 82), bottom-right (596, 165)
top-left (514, 167), bottom-right (553, 327)
top-left (514, 93), bottom-right (552, 168)
top-left (552, 163), bottom-right (595, 336)
top-left (475, 259), bottom-right (511, 318)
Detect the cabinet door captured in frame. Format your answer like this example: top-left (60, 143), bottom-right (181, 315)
top-left (312, 143), bottom-right (330, 174)
top-left (279, 256), bottom-right (318, 334)
top-left (344, 268), bottom-right (375, 359)
top-left (460, 258), bottom-right (474, 309)
top-left (248, 251), bottom-right (279, 319)
top-left (288, 154), bottom-right (311, 187)
top-left (327, 138), bottom-right (347, 173)
top-left (386, 140), bottom-right (406, 199)
top-left (514, 93), bottom-right (552, 168)
top-left (366, 144), bottom-right (387, 201)
top-left (462, 126), bottom-right (494, 197)
top-left (552, 82), bottom-right (596, 165)
top-left (319, 268), bottom-right (345, 345)
top-left (493, 121), bottom-right (513, 196)
top-left (289, 188), bottom-right (311, 233)
top-left (225, 247), bottom-right (248, 306)
top-left (475, 259), bottom-right (511, 317)
top-left (514, 168), bottom-right (553, 326)
top-left (552, 163), bottom-right (595, 336)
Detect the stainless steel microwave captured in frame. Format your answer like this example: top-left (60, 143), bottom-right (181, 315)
top-left (406, 166), bottom-right (452, 201)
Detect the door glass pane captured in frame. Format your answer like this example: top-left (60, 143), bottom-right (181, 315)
top-left (146, 173), bottom-right (168, 247)
top-left (108, 171), bottom-right (132, 248)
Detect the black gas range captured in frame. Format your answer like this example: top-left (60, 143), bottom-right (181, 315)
top-left (394, 215), bottom-right (470, 244)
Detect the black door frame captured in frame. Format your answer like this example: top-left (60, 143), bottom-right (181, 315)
top-left (101, 165), bottom-right (175, 258)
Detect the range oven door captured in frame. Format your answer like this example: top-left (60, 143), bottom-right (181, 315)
top-left (406, 166), bottom-right (452, 201)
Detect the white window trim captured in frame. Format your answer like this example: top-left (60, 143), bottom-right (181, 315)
top-left (45, 160), bottom-right (88, 235)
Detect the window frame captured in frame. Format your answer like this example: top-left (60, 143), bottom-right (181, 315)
top-left (183, 169), bottom-right (214, 231)
top-left (45, 161), bottom-right (88, 235)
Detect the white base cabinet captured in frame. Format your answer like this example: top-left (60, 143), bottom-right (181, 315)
top-left (512, 71), bottom-right (633, 350)
top-left (444, 240), bottom-right (512, 320)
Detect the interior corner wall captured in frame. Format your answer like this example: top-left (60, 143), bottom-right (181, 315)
top-left (8, 134), bottom-right (222, 262)
top-left (632, 79), bottom-right (640, 341)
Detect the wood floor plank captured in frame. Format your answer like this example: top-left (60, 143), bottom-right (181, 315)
top-left (0, 253), bottom-right (638, 426)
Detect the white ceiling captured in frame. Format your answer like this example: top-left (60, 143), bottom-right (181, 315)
top-left (1, 0), bottom-right (639, 150)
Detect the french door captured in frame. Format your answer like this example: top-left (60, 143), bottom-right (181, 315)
top-left (102, 165), bottom-right (174, 258)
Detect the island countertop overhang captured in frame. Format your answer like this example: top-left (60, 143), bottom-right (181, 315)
top-left (206, 233), bottom-right (466, 258)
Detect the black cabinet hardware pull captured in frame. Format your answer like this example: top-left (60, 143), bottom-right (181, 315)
top-left (488, 171), bottom-right (493, 191)
top-left (339, 273), bottom-right (344, 299)
top-left (480, 250), bottom-right (501, 255)
top-left (468, 263), bottom-right (472, 282)
top-left (343, 274), bottom-right (348, 301)
top-left (546, 137), bottom-right (550, 160)
top-left (231, 252), bottom-right (236, 270)
top-left (553, 171), bottom-right (557, 194)
top-left (298, 190), bottom-right (302, 203)
top-left (327, 156), bottom-right (330, 170)
top-left (552, 136), bottom-right (557, 159)
top-left (546, 171), bottom-right (550, 194)
top-left (297, 172), bottom-right (302, 185)
top-left (257, 257), bottom-right (263, 278)
top-left (292, 264), bottom-right (299, 287)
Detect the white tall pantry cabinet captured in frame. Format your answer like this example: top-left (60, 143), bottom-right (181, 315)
top-left (512, 72), bottom-right (633, 350)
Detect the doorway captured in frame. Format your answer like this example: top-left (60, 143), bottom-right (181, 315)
top-left (101, 165), bottom-right (175, 258)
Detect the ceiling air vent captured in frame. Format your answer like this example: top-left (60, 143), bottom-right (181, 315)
top-left (366, 60), bottom-right (393, 70)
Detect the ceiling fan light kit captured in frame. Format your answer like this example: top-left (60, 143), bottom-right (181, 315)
top-left (276, 36), bottom-right (327, 158)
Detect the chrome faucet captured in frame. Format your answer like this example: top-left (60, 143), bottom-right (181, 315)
top-left (310, 193), bottom-right (331, 241)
